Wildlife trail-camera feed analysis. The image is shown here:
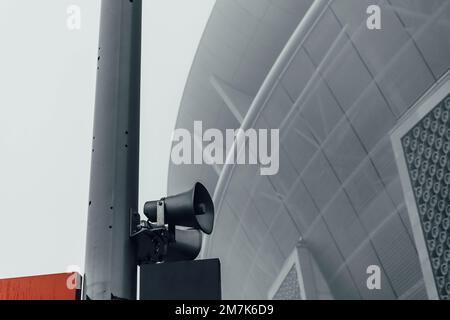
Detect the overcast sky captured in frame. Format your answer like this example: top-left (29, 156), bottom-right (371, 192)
top-left (0, 0), bottom-right (214, 279)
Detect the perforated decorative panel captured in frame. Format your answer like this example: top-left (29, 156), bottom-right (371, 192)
top-left (401, 93), bottom-right (450, 300)
top-left (273, 266), bottom-right (302, 300)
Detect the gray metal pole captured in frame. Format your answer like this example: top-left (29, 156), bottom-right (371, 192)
top-left (84, 0), bottom-right (142, 300)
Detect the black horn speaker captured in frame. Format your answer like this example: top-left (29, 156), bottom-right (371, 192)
top-left (143, 182), bottom-right (214, 234)
top-left (165, 228), bottom-right (203, 262)
top-left (134, 227), bottom-right (203, 264)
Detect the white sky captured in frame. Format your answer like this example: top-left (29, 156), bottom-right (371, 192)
top-left (0, 0), bottom-right (215, 279)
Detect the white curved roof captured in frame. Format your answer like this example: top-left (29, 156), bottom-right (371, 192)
top-left (169, 0), bottom-right (450, 299)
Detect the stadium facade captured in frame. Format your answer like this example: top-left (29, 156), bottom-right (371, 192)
top-left (167, 0), bottom-right (450, 299)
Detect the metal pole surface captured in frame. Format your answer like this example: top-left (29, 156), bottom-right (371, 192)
top-left (84, 0), bottom-right (142, 300)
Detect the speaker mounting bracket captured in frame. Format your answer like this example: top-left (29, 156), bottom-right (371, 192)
top-left (156, 199), bottom-right (166, 227)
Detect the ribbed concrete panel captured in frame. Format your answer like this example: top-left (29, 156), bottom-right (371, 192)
top-left (272, 0), bottom-right (313, 14)
top-left (224, 164), bottom-right (259, 214)
top-left (341, 0), bottom-right (435, 117)
top-left (299, 79), bottom-right (344, 143)
top-left (306, 218), bottom-right (346, 281)
top-left (263, 85), bottom-right (295, 129)
top-left (241, 200), bottom-right (270, 250)
top-left (330, 0), bottom-right (374, 36)
top-left (323, 119), bottom-right (367, 183)
top-left (235, 0), bottom-right (271, 19)
top-left (303, 8), bottom-right (342, 67)
top-left (390, 0), bottom-right (450, 79)
top-left (359, 190), bottom-right (397, 235)
top-left (323, 190), bottom-right (367, 258)
top-left (399, 280), bottom-right (428, 300)
top-left (328, 267), bottom-right (361, 299)
top-left (268, 146), bottom-right (299, 197)
top-left (347, 83), bottom-right (396, 152)
top-left (209, 201), bottom-right (239, 261)
top-left (269, 206), bottom-right (301, 258)
top-left (255, 232), bottom-right (286, 278)
top-left (211, 76), bottom-right (253, 123)
top-left (397, 204), bottom-right (415, 243)
top-left (223, 226), bottom-right (257, 299)
top-left (252, 178), bottom-right (283, 228)
top-left (370, 137), bottom-right (400, 187)
top-left (376, 40), bottom-right (435, 118)
top-left (322, 36), bottom-right (373, 112)
top-left (386, 176), bottom-right (407, 209)
top-left (283, 114), bottom-right (319, 174)
top-left (302, 151), bottom-right (341, 212)
top-left (371, 214), bottom-right (423, 296)
top-left (244, 261), bottom-right (275, 300)
top-left (346, 241), bottom-right (397, 299)
top-left (281, 49), bottom-right (316, 102)
top-left (344, 158), bottom-right (385, 214)
top-left (285, 179), bottom-right (320, 234)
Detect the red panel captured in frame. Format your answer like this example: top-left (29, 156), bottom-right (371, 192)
top-left (0, 273), bottom-right (81, 300)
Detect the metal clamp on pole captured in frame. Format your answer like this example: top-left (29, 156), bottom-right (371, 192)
top-left (130, 182), bottom-right (215, 265)
top-left (130, 209), bottom-right (143, 238)
top-left (156, 199), bottom-right (166, 227)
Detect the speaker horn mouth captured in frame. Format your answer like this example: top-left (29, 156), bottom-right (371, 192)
top-left (164, 228), bottom-right (203, 262)
top-left (193, 182), bottom-right (214, 234)
top-left (143, 182), bottom-right (215, 234)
